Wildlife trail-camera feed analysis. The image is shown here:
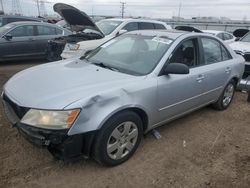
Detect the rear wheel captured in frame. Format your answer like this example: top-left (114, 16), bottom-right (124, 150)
top-left (93, 111), bottom-right (143, 166)
top-left (213, 80), bottom-right (236, 110)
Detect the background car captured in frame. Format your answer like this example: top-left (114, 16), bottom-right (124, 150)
top-left (202, 30), bottom-right (236, 43)
top-left (0, 21), bottom-right (72, 61)
top-left (230, 31), bottom-right (250, 78)
top-left (49, 3), bottom-right (171, 60)
top-left (0, 15), bottom-right (41, 27)
top-left (2, 30), bottom-right (244, 166)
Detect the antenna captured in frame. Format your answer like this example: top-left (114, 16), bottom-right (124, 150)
top-left (12, 0), bottom-right (22, 15)
top-left (177, 1), bottom-right (182, 22)
top-left (120, 2), bottom-right (126, 18)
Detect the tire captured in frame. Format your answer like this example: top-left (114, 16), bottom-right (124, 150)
top-left (93, 111), bottom-right (143, 166)
top-left (213, 80), bottom-right (236, 110)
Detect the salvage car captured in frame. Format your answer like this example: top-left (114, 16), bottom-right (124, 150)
top-left (0, 21), bottom-right (71, 61)
top-left (47, 3), bottom-right (171, 61)
top-left (2, 30), bottom-right (244, 166)
top-left (230, 31), bottom-right (250, 78)
top-left (202, 30), bottom-right (235, 44)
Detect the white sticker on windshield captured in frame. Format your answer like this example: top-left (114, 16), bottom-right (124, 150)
top-left (152, 37), bottom-right (173, 45)
top-left (101, 40), bottom-right (117, 48)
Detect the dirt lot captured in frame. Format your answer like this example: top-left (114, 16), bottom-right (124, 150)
top-left (0, 61), bottom-right (249, 188)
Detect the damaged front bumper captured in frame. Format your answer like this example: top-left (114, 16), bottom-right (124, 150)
top-left (16, 123), bottom-right (96, 160)
top-left (1, 93), bottom-right (96, 160)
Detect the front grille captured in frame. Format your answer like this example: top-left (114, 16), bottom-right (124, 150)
top-left (2, 94), bottom-right (29, 119)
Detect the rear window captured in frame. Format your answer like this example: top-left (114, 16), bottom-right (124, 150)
top-left (56, 28), bottom-right (63, 35)
top-left (139, 22), bottom-right (154, 30)
top-left (154, 23), bottom-right (166, 29)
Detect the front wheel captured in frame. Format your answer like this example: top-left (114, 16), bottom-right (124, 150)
top-left (213, 80), bottom-right (236, 110)
top-left (93, 111), bottom-right (143, 166)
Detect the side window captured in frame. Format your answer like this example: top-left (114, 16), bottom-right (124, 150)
top-left (122, 22), bottom-right (138, 32)
top-left (223, 33), bottom-right (233, 40)
top-left (154, 23), bottom-right (166, 29)
top-left (56, 28), bottom-right (63, 35)
top-left (221, 45), bottom-right (232, 61)
top-left (37, 25), bottom-right (56, 35)
top-left (9, 25), bottom-right (34, 37)
top-left (139, 22), bottom-right (154, 30)
top-left (217, 33), bottom-right (224, 40)
top-left (169, 39), bottom-right (197, 67)
top-left (201, 38), bottom-right (231, 64)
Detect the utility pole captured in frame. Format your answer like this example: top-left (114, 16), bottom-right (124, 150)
top-left (36, 0), bottom-right (40, 16)
top-left (120, 2), bottom-right (126, 18)
top-left (0, 0), bottom-right (4, 13)
top-left (178, 1), bottom-right (182, 22)
top-left (40, 1), bottom-right (47, 17)
top-left (12, 0), bottom-right (22, 15)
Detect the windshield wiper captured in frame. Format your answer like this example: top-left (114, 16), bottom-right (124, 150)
top-left (92, 62), bottom-right (120, 72)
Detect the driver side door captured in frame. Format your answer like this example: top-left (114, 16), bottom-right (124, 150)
top-left (0, 25), bottom-right (36, 59)
top-left (156, 37), bottom-right (209, 123)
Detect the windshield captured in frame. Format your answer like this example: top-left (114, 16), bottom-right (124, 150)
top-left (240, 32), bottom-right (250, 42)
top-left (86, 34), bottom-right (173, 76)
top-left (96, 20), bottom-right (122, 35)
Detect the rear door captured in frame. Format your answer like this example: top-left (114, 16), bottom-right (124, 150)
top-left (157, 37), bottom-right (210, 122)
top-left (0, 25), bottom-right (37, 59)
top-left (198, 37), bottom-right (233, 102)
top-left (33, 25), bottom-right (63, 56)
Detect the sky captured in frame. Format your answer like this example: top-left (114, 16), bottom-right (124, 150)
top-left (1, 0), bottom-right (250, 20)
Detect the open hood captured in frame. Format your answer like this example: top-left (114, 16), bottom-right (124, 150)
top-left (53, 3), bottom-right (104, 37)
top-left (233, 29), bottom-right (249, 38)
top-left (175, 26), bottom-right (203, 33)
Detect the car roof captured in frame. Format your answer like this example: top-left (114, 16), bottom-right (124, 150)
top-left (202, 30), bottom-right (224, 34)
top-left (100, 18), bottom-right (166, 24)
top-left (0, 15), bottom-right (40, 20)
top-left (5, 21), bottom-right (59, 27)
top-left (125, 29), bottom-right (220, 40)
top-left (125, 29), bottom-right (188, 39)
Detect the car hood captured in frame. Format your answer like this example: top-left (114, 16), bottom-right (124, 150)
top-left (4, 59), bottom-right (142, 110)
top-left (53, 3), bottom-right (104, 37)
top-left (229, 41), bottom-right (250, 53)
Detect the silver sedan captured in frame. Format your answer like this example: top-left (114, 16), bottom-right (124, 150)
top-left (2, 30), bottom-right (245, 166)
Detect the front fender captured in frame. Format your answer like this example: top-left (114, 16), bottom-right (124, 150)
top-left (65, 76), bottom-right (158, 136)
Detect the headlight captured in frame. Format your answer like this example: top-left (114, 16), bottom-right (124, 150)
top-left (21, 109), bottom-right (80, 129)
top-left (66, 43), bottom-right (80, 51)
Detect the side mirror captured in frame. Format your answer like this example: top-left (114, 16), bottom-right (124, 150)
top-left (3, 33), bottom-right (13, 40)
top-left (235, 37), bottom-right (240, 41)
top-left (163, 63), bottom-right (190, 75)
top-left (116, 29), bottom-right (127, 36)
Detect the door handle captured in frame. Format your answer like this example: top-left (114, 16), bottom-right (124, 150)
top-left (225, 67), bottom-right (231, 74)
top-left (28, 38), bottom-right (35, 41)
top-left (196, 74), bottom-right (205, 82)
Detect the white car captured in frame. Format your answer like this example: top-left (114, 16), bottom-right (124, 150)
top-left (202, 30), bottom-right (235, 44)
top-left (55, 4), bottom-right (171, 59)
top-left (229, 31), bottom-right (250, 79)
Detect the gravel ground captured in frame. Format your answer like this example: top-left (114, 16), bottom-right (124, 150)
top-left (0, 61), bottom-right (249, 188)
